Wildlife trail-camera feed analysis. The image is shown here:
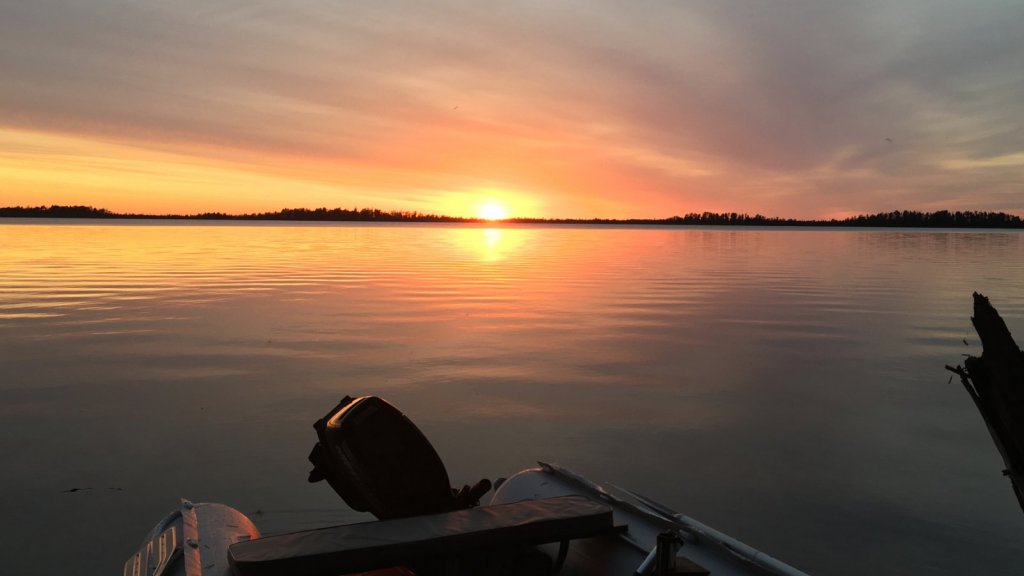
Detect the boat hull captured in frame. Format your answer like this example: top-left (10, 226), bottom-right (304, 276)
top-left (125, 467), bottom-right (807, 576)
top-left (122, 500), bottom-right (260, 576)
top-left (491, 463), bottom-right (808, 576)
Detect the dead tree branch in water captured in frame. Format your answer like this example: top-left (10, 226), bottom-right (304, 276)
top-left (946, 293), bottom-right (1024, 513)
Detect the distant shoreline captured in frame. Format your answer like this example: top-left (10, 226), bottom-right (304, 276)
top-left (2, 205), bottom-right (1022, 228)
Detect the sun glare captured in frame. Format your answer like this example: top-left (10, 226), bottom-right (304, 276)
top-left (478, 201), bottom-right (509, 221)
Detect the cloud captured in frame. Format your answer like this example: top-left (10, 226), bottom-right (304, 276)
top-left (1, 0), bottom-right (1021, 217)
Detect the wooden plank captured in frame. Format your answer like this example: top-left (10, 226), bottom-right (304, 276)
top-left (229, 495), bottom-right (614, 576)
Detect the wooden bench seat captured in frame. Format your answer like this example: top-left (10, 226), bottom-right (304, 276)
top-left (228, 495), bottom-right (615, 576)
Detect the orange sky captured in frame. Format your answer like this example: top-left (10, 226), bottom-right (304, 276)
top-left (1, 2), bottom-right (1022, 219)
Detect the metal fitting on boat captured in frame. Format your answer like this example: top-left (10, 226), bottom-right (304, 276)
top-left (655, 531), bottom-right (681, 576)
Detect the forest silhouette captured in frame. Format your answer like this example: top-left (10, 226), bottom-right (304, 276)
top-left (1, 205), bottom-right (1022, 228)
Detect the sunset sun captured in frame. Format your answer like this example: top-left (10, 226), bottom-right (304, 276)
top-left (477, 201), bottom-right (509, 221)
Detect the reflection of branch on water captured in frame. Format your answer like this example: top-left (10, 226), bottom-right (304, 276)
top-left (947, 293), bottom-right (1024, 513)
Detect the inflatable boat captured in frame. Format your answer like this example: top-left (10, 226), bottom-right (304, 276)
top-left (123, 396), bottom-right (809, 576)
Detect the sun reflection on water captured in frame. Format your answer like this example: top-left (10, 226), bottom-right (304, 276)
top-left (448, 226), bottom-right (528, 263)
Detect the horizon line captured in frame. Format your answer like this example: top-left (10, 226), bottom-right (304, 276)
top-left (2, 204), bottom-right (1024, 228)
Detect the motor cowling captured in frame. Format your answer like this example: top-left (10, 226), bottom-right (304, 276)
top-left (308, 396), bottom-right (490, 519)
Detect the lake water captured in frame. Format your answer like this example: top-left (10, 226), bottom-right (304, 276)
top-left (1, 219), bottom-right (1023, 575)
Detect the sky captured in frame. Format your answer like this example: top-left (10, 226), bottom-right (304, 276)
top-left (1, 0), bottom-right (1022, 219)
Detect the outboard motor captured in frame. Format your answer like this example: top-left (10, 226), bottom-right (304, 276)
top-left (308, 396), bottom-right (491, 519)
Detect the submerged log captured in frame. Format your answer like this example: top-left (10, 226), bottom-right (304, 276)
top-left (947, 293), bottom-right (1024, 512)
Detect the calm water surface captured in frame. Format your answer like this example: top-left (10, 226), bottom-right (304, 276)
top-left (2, 220), bottom-right (1023, 575)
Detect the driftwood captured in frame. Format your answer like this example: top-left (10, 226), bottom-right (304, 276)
top-left (946, 293), bottom-right (1024, 512)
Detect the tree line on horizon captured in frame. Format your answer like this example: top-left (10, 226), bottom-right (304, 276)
top-left (1, 205), bottom-right (1022, 228)
top-left (0, 205), bottom-right (472, 222)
